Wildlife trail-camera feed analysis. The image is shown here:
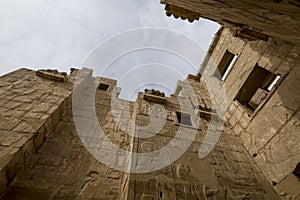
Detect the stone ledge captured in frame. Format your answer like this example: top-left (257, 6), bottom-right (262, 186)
top-left (143, 94), bottom-right (166, 103)
top-left (36, 70), bottom-right (66, 82)
top-left (197, 110), bottom-right (219, 120)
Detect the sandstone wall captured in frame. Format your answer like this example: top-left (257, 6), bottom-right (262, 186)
top-left (0, 68), bottom-right (72, 197)
top-left (1, 70), bottom-right (134, 200)
top-left (127, 77), bottom-right (279, 199)
top-left (200, 28), bottom-right (300, 198)
top-left (0, 68), bottom-right (281, 199)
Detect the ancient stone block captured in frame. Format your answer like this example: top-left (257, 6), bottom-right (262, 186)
top-left (36, 70), bottom-right (66, 82)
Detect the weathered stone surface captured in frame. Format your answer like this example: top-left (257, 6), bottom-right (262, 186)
top-left (200, 26), bottom-right (300, 198)
top-left (0, 69), bottom-right (73, 198)
top-left (36, 69), bottom-right (67, 82)
top-left (2, 2), bottom-right (300, 195)
top-left (275, 173), bottom-right (300, 200)
top-left (0, 68), bottom-right (281, 199)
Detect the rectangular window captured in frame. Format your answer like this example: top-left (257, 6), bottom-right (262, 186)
top-left (98, 83), bottom-right (110, 91)
top-left (215, 50), bottom-right (238, 80)
top-left (176, 112), bottom-right (192, 126)
top-left (235, 65), bottom-right (280, 112)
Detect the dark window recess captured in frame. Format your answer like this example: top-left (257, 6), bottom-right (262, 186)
top-left (235, 65), bottom-right (279, 112)
top-left (176, 112), bottom-right (192, 126)
top-left (98, 83), bottom-right (109, 91)
top-left (293, 163), bottom-right (300, 181)
top-left (215, 50), bottom-right (236, 79)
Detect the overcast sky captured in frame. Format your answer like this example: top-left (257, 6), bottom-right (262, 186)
top-left (0, 0), bottom-right (219, 99)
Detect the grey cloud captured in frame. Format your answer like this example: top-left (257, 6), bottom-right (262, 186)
top-left (0, 0), bottom-right (219, 99)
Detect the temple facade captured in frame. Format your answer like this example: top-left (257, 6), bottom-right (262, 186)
top-left (0, 1), bottom-right (299, 198)
top-left (0, 66), bottom-right (282, 199)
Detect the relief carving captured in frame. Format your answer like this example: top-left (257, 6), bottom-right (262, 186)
top-left (138, 103), bottom-right (176, 120)
top-left (167, 110), bottom-right (176, 121)
top-left (138, 103), bottom-right (150, 115)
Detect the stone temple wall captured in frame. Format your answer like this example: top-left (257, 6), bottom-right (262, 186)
top-left (199, 27), bottom-right (300, 198)
top-left (161, 0), bottom-right (300, 44)
top-left (0, 69), bottom-right (134, 200)
top-left (0, 68), bottom-right (281, 199)
top-left (0, 68), bottom-right (72, 197)
top-left (127, 76), bottom-right (279, 199)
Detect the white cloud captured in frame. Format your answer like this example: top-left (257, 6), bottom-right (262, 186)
top-left (0, 0), bottom-right (219, 99)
